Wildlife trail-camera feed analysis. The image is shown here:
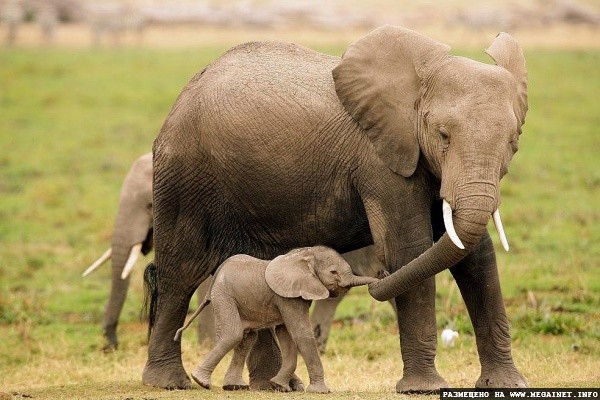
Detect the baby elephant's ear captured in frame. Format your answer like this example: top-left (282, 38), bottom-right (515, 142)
top-left (265, 248), bottom-right (329, 301)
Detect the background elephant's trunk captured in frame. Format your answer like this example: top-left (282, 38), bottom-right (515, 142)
top-left (369, 196), bottom-right (493, 301)
top-left (101, 203), bottom-right (152, 349)
top-left (102, 237), bottom-right (134, 348)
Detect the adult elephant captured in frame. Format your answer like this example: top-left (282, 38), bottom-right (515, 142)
top-left (144, 26), bottom-right (528, 392)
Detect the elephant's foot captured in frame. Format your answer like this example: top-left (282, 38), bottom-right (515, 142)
top-left (101, 341), bottom-right (117, 353)
top-left (396, 370), bottom-right (449, 394)
top-left (269, 374), bottom-right (306, 392)
top-left (249, 379), bottom-right (274, 391)
top-left (191, 366), bottom-right (212, 390)
top-left (102, 328), bottom-right (118, 352)
top-left (142, 362), bottom-right (192, 390)
top-left (270, 373), bottom-right (293, 392)
top-left (223, 383), bottom-right (249, 391)
top-left (223, 376), bottom-right (249, 391)
top-left (306, 382), bottom-right (331, 394)
top-left (476, 365), bottom-right (528, 389)
top-left (289, 374), bottom-right (305, 392)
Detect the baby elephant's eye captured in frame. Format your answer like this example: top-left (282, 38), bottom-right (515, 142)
top-left (329, 269), bottom-right (339, 275)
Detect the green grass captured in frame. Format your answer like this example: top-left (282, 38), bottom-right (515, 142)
top-left (0, 45), bottom-right (599, 398)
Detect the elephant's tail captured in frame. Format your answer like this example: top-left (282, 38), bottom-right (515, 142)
top-left (142, 262), bottom-right (158, 341)
top-left (172, 295), bottom-right (211, 342)
top-left (173, 262), bottom-right (226, 341)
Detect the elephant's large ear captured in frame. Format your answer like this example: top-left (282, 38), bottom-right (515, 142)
top-left (485, 33), bottom-right (528, 131)
top-left (265, 248), bottom-right (329, 301)
top-left (333, 25), bottom-right (450, 177)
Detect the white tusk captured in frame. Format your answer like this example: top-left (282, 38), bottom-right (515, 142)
top-left (492, 209), bottom-right (509, 252)
top-left (121, 243), bottom-right (143, 280)
top-left (442, 200), bottom-right (465, 250)
top-left (82, 248), bottom-right (112, 277)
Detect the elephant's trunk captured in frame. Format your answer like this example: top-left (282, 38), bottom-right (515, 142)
top-left (369, 196), bottom-right (493, 301)
top-left (340, 274), bottom-right (380, 288)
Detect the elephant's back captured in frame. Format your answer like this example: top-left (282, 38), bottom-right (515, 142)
top-left (158, 41), bottom-right (344, 143)
top-left (198, 40), bottom-right (340, 104)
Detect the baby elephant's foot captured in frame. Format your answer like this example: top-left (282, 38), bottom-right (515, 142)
top-left (191, 367), bottom-right (212, 390)
top-left (307, 382), bottom-right (331, 393)
top-left (269, 376), bottom-right (292, 392)
top-left (223, 373), bottom-right (249, 391)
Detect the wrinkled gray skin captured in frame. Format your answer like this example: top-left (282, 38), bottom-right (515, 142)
top-left (83, 153), bottom-right (153, 351)
top-left (145, 26), bottom-right (529, 392)
top-left (174, 246), bottom-right (380, 393)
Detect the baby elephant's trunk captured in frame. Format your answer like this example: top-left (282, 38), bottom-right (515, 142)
top-left (341, 274), bottom-right (380, 288)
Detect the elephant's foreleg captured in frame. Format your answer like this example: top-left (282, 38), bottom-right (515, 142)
top-left (280, 303), bottom-right (329, 394)
top-left (395, 276), bottom-right (448, 393)
top-left (356, 171), bottom-right (448, 392)
top-left (450, 233), bottom-right (527, 388)
top-left (246, 329), bottom-right (282, 390)
top-left (310, 295), bottom-right (345, 353)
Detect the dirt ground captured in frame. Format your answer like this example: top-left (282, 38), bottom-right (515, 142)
top-left (6, 21), bottom-right (600, 50)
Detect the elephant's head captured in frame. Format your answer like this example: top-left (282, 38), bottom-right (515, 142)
top-left (333, 26), bottom-right (527, 300)
top-left (265, 246), bottom-right (380, 300)
top-left (83, 152), bottom-right (154, 280)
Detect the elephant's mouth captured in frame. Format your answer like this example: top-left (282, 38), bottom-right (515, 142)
top-left (442, 199), bottom-right (509, 252)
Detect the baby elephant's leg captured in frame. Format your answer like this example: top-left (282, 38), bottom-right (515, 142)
top-left (223, 330), bottom-right (258, 390)
top-left (192, 297), bottom-right (243, 389)
top-left (270, 325), bottom-right (300, 392)
top-left (281, 301), bottom-right (330, 393)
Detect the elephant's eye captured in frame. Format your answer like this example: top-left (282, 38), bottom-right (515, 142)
top-left (438, 127), bottom-right (450, 141)
top-left (329, 269), bottom-right (339, 275)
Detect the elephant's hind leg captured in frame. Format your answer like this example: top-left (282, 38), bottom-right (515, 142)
top-left (141, 292), bottom-right (194, 389)
top-left (192, 297), bottom-right (244, 389)
top-left (223, 330), bottom-right (257, 390)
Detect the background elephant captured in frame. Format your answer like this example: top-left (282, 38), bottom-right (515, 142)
top-left (173, 246), bottom-right (380, 393)
top-left (82, 152), bottom-right (154, 351)
top-left (145, 25), bottom-right (528, 392)
top-left (82, 152), bottom-right (384, 351)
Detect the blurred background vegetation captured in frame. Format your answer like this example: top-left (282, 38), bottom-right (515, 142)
top-left (0, 0), bottom-right (598, 398)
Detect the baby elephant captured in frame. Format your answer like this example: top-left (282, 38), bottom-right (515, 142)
top-left (174, 246), bottom-right (380, 393)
